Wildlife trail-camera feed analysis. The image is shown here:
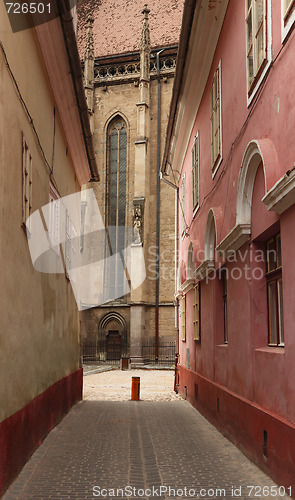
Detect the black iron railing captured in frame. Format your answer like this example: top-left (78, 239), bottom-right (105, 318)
top-left (82, 340), bottom-right (176, 365)
top-left (82, 339), bottom-right (128, 365)
top-left (142, 341), bottom-right (176, 364)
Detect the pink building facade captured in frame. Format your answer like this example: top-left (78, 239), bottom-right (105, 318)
top-left (162, 0), bottom-right (295, 492)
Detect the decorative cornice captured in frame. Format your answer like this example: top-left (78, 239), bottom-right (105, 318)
top-left (262, 168), bottom-right (295, 214)
top-left (194, 260), bottom-right (215, 281)
top-left (135, 139), bottom-right (148, 145)
top-left (136, 101), bottom-right (149, 108)
top-left (93, 56), bottom-right (176, 84)
top-left (216, 223), bottom-right (251, 258)
top-left (180, 278), bottom-right (195, 295)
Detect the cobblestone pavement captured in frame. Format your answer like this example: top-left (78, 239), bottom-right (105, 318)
top-left (4, 371), bottom-right (291, 500)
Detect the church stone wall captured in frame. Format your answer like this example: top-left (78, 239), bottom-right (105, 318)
top-left (83, 74), bottom-right (176, 347)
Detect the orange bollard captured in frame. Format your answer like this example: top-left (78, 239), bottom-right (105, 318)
top-left (131, 377), bottom-right (140, 400)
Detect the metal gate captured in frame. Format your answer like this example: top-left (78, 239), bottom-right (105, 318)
top-left (82, 337), bottom-right (128, 365)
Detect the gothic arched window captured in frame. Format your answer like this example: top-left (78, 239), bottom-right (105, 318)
top-left (106, 117), bottom-right (128, 299)
top-left (107, 117), bottom-right (127, 233)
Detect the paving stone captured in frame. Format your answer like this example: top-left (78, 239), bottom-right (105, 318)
top-left (3, 395), bottom-right (292, 499)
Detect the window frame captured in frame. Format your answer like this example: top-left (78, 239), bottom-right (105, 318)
top-left (281, 0), bottom-right (295, 42)
top-left (107, 118), bottom-right (128, 232)
top-left (193, 282), bottom-right (201, 341)
top-left (266, 234), bottom-right (284, 347)
top-left (192, 133), bottom-right (200, 216)
top-left (180, 174), bottom-right (186, 237)
top-left (221, 267), bottom-right (228, 344)
top-left (245, 0), bottom-right (272, 106)
top-left (210, 61), bottom-right (222, 178)
top-left (106, 116), bottom-right (128, 299)
top-left (181, 295), bottom-right (186, 342)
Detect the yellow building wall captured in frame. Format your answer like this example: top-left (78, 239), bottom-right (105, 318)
top-left (0, 6), bottom-right (81, 423)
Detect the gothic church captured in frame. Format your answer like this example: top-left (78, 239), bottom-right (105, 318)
top-left (77, 0), bottom-right (183, 364)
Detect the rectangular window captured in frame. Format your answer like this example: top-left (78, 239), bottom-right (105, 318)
top-left (193, 283), bottom-right (201, 341)
top-left (181, 296), bottom-right (186, 342)
top-left (210, 63), bottom-right (222, 174)
top-left (192, 134), bottom-right (200, 213)
top-left (221, 268), bottom-right (228, 344)
top-left (22, 137), bottom-right (32, 229)
top-left (246, 0), bottom-right (267, 93)
top-left (266, 234), bottom-right (284, 346)
top-left (180, 175), bottom-right (186, 236)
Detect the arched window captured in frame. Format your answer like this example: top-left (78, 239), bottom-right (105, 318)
top-left (205, 209), bottom-right (216, 263)
top-left (105, 117), bottom-right (128, 299)
top-left (187, 242), bottom-right (194, 279)
top-left (107, 117), bottom-right (127, 234)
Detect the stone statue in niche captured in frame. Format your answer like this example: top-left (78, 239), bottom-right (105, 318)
top-left (133, 204), bottom-right (143, 245)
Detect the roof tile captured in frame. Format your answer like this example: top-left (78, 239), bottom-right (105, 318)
top-left (77, 0), bottom-right (184, 59)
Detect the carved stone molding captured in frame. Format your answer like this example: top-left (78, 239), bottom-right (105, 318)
top-left (262, 168), bottom-right (295, 214)
top-left (140, 5), bottom-right (151, 51)
top-left (181, 278), bottom-right (195, 294)
top-left (84, 15), bottom-right (94, 61)
top-left (93, 57), bottom-right (176, 84)
top-left (194, 260), bottom-right (215, 281)
top-left (216, 223), bottom-right (251, 258)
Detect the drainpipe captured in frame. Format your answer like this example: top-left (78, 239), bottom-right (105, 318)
top-left (173, 184), bottom-right (180, 391)
top-left (155, 49), bottom-right (166, 363)
top-left (174, 188), bottom-right (179, 344)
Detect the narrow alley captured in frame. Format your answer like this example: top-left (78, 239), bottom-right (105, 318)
top-left (2, 0), bottom-right (295, 497)
top-left (3, 370), bottom-right (291, 500)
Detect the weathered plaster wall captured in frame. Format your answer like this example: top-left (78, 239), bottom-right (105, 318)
top-left (174, 0), bottom-right (295, 490)
top-left (0, 4), bottom-right (86, 493)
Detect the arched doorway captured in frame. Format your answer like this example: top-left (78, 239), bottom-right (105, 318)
top-left (99, 312), bottom-right (128, 361)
